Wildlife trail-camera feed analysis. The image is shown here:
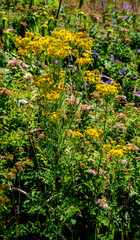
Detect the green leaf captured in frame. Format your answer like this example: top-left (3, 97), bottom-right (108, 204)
top-left (102, 42), bottom-right (109, 55)
top-left (71, 219), bottom-right (76, 225)
top-left (79, 0), bottom-right (84, 9)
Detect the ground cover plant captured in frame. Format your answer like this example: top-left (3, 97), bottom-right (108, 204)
top-left (0, 0), bottom-right (140, 239)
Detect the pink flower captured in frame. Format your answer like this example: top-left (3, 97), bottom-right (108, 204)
top-left (21, 62), bottom-right (28, 69)
top-left (88, 169), bottom-right (97, 176)
top-left (114, 122), bottom-right (126, 130)
top-left (80, 104), bottom-right (93, 111)
top-left (95, 199), bottom-right (101, 204)
top-left (102, 203), bottom-right (109, 209)
top-left (121, 159), bottom-right (127, 164)
top-left (12, 66), bottom-right (18, 70)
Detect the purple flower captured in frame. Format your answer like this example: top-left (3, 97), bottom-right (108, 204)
top-left (123, 3), bottom-right (129, 9)
top-left (135, 90), bottom-right (140, 96)
top-left (69, 62), bottom-right (74, 69)
top-left (119, 68), bottom-right (126, 74)
top-left (105, 79), bottom-right (112, 85)
top-left (55, 59), bottom-right (58, 65)
top-left (126, 74), bottom-right (130, 77)
top-left (102, 74), bottom-right (105, 77)
top-left (124, 15), bottom-right (127, 20)
top-left (115, 8), bottom-right (118, 12)
top-left (102, 1), bottom-right (106, 6)
top-left (93, 50), bottom-right (99, 56)
top-left (69, 62), bottom-right (75, 71)
top-left (85, 82), bottom-right (88, 87)
top-left (133, 74), bottom-right (138, 79)
top-left (110, 55), bottom-right (114, 60)
top-left (116, 60), bottom-right (121, 64)
top-left (138, 49), bottom-right (140, 53)
top-left (127, 7), bottom-right (131, 11)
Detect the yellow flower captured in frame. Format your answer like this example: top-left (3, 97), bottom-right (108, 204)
top-left (84, 70), bottom-right (100, 84)
top-left (96, 83), bottom-right (119, 96)
top-left (85, 126), bottom-right (103, 138)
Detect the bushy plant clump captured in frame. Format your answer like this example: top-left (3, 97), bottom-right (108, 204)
top-left (0, 1), bottom-right (140, 239)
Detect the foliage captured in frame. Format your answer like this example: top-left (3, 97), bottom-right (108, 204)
top-left (0, 1), bottom-right (140, 239)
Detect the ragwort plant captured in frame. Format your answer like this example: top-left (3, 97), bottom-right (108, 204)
top-left (0, 1), bottom-right (140, 240)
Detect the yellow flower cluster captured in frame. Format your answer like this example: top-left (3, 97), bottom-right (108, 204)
top-left (14, 29), bottom-right (93, 60)
top-left (35, 70), bottom-right (54, 88)
top-left (45, 90), bottom-right (61, 100)
top-left (72, 131), bottom-right (84, 137)
top-left (49, 109), bottom-right (61, 121)
top-left (96, 83), bottom-right (119, 96)
top-left (34, 69), bottom-right (66, 99)
top-left (75, 56), bottom-right (93, 65)
top-left (68, 130), bottom-right (84, 138)
top-left (85, 126), bottom-right (104, 138)
top-left (84, 70), bottom-right (100, 84)
top-left (103, 144), bottom-right (132, 157)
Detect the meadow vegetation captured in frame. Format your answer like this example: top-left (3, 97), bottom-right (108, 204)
top-left (0, 0), bottom-right (140, 239)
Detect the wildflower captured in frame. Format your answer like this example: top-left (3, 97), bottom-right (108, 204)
top-left (18, 99), bottom-right (35, 108)
top-left (138, 49), bottom-right (140, 53)
top-left (96, 83), bottom-right (119, 96)
top-left (65, 94), bottom-right (79, 105)
top-left (114, 122), bottom-right (126, 130)
top-left (93, 50), bottom-right (99, 56)
top-left (102, 203), bottom-right (110, 210)
top-left (49, 112), bottom-right (59, 121)
top-left (21, 62), bottom-right (28, 69)
top-left (80, 104), bottom-right (93, 111)
top-left (121, 159), bottom-right (127, 164)
top-left (85, 126), bottom-right (103, 138)
top-left (124, 15), bottom-right (127, 20)
top-left (102, 1), bottom-right (106, 6)
top-left (12, 66), bottom-right (17, 70)
top-left (110, 55), bottom-right (114, 61)
top-left (133, 74), bottom-right (138, 79)
top-left (55, 59), bottom-right (58, 65)
top-left (88, 169), bottom-right (97, 176)
top-left (116, 60), bottom-right (121, 64)
top-left (85, 82), bottom-right (88, 86)
top-left (126, 144), bottom-right (139, 151)
top-left (18, 99), bottom-right (28, 106)
top-left (3, 26), bottom-right (14, 32)
top-left (105, 79), bottom-right (112, 85)
top-left (95, 199), bottom-right (100, 204)
top-left (123, 3), bottom-right (129, 8)
top-left (69, 62), bottom-right (75, 70)
top-left (5, 154), bottom-right (14, 161)
top-left (72, 131), bottom-right (83, 138)
top-left (135, 90), bottom-right (140, 97)
top-left (8, 58), bottom-right (16, 65)
top-left (119, 68), bottom-right (126, 74)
